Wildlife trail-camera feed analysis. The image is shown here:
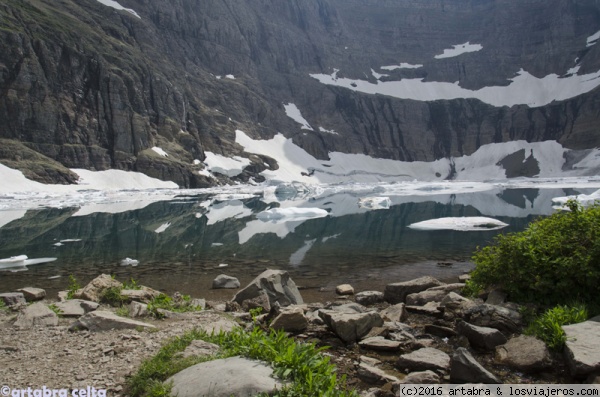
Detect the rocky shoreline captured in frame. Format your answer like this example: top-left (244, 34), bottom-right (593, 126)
top-left (1, 270), bottom-right (599, 396)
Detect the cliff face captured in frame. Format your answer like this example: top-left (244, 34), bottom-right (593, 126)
top-left (1, 0), bottom-right (599, 186)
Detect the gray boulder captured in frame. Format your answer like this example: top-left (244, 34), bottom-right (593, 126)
top-left (456, 320), bottom-right (507, 350)
top-left (336, 284), bottom-right (354, 295)
top-left (318, 310), bottom-right (383, 343)
top-left (212, 274), bottom-right (241, 289)
top-left (405, 289), bottom-right (448, 306)
top-left (450, 347), bottom-right (500, 383)
top-left (0, 292), bottom-right (26, 307)
top-left (563, 316), bottom-right (600, 377)
top-left (485, 289), bottom-right (507, 305)
top-left (359, 336), bottom-right (401, 352)
top-left (458, 301), bottom-right (522, 333)
top-left (328, 302), bottom-right (367, 314)
top-left (233, 269), bottom-right (302, 308)
top-left (384, 277), bottom-right (443, 304)
top-left (396, 347), bottom-right (450, 372)
top-left (381, 303), bottom-right (407, 322)
top-left (69, 310), bottom-right (156, 332)
top-left (17, 287), bottom-right (46, 301)
top-left (495, 335), bottom-right (552, 372)
top-left (357, 361), bottom-right (400, 385)
top-left (395, 370), bottom-right (440, 384)
top-left (128, 301), bottom-right (149, 318)
top-left (428, 283), bottom-right (466, 293)
top-left (440, 292), bottom-right (470, 308)
top-left (355, 291), bottom-right (384, 306)
top-left (120, 286), bottom-right (161, 302)
top-left (167, 356), bottom-right (286, 397)
top-left (14, 302), bottom-right (58, 329)
top-left (54, 299), bottom-right (99, 317)
top-left (77, 274), bottom-right (123, 302)
top-left (270, 306), bottom-right (308, 333)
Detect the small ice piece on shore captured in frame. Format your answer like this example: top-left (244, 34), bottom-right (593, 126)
top-left (120, 258), bottom-right (139, 266)
top-left (256, 207), bottom-right (328, 221)
top-left (408, 217), bottom-right (508, 231)
top-left (358, 196), bottom-right (391, 209)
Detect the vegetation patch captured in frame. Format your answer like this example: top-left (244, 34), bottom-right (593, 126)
top-left (127, 327), bottom-right (357, 397)
top-left (524, 303), bottom-right (588, 351)
top-left (146, 294), bottom-right (203, 318)
top-left (66, 275), bottom-right (81, 300)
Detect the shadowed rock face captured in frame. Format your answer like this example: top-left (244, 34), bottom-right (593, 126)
top-left (1, 0), bottom-right (600, 186)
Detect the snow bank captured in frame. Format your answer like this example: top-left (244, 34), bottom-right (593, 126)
top-left (283, 103), bottom-right (313, 131)
top-left (152, 147), bottom-right (168, 157)
top-left (95, 0), bottom-right (140, 18)
top-left (203, 152), bottom-right (251, 177)
top-left (434, 42), bottom-right (483, 59)
top-left (408, 217), bottom-right (508, 231)
top-left (256, 207), bottom-right (328, 221)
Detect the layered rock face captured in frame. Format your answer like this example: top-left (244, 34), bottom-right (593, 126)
top-left (1, 0), bottom-right (599, 186)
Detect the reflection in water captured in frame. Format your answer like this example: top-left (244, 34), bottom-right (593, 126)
top-left (0, 187), bottom-right (593, 299)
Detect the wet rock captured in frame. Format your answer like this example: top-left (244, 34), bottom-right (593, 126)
top-left (395, 370), bottom-right (440, 384)
top-left (14, 302), bottom-right (58, 329)
top-left (359, 336), bottom-right (402, 352)
top-left (384, 277), bottom-right (443, 304)
top-left (17, 287), bottom-right (46, 302)
top-left (54, 299), bottom-right (100, 317)
top-left (270, 306), bottom-right (308, 333)
top-left (77, 274), bottom-right (123, 302)
top-left (397, 347), bottom-right (450, 372)
top-left (495, 335), bottom-right (552, 372)
top-left (563, 315), bottom-right (600, 377)
top-left (405, 290), bottom-right (448, 306)
top-left (455, 320), bottom-right (507, 350)
top-left (69, 310), bottom-right (157, 332)
top-left (319, 310), bottom-right (384, 343)
top-left (356, 291), bottom-right (385, 306)
top-left (0, 292), bottom-right (26, 308)
top-left (357, 362), bottom-right (400, 385)
top-left (168, 356), bottom-right (286, 397)
top-left (233, 269), bottom-right (303, 308)
top-left (450, 347), bottom-right (500, 383)
top-left (212, 274), bottom-right (241, 289)
top-left (180, 340), bottom-right (220, 358)
top-left (336, 284), bottom-right (354, 295)
top-left (381, 303), bottom-right (407, 322)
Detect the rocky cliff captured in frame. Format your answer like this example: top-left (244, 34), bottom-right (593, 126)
top-left (1, 0), bottom-right (599, 186)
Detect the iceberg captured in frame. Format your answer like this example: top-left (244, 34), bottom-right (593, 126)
top-left (358, 196), bottom-right (391, 210)
top-left (408, 217), bottom-right (508, 231)
top-left (256, 207), bottom-right (329, 221)
top-left (0, 255), bottom-right (57, 272)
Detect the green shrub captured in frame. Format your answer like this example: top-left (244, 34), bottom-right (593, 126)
top-left (66, 274), bottom-right (81, 299)
top-left (470, 200), bottom-right (600, 306)
top-left (525, 303), bottom-right (588, 350)
top-left (101, 286), bottom-right (127, 307)
top-left (147, 293), bottom-right (202, 318)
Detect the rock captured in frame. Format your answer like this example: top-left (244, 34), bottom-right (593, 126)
top-left (190, 298), bottom-right (206, 310)
top-left (233, 269), bottom-right (303, 308)
top-left (167, 356), bottom-right (286, 397)
top-left (450, 347), bottom-right (500, 383)
top-left (212, 274), bottom-right (241, 289)
top-left (17, 287), bottom-right (46, 301)
top-left (563, 316), bottom-right (600, 377)
top-left (424, 324), bottom-right (456, 338)
top-left (357, 362), bottom-right (400, 385)
top-left (427, 283), bottom-right (466, 293)
top-left (405, 302), bottom-right (443, 317)
top-left (240, 292), bottom-right (271, 312)
top-left (180, 340), bottom-right (220, 358)
top-left (270, 306), bottom-right (308, 333)
top-left (458, 274), bottom-right (471, 282)
top-left (54, 299), bottom-right (100, 317)
top-left (381, 303), bottom-right (407, 322)
top-left (69, 310), bottom-right (157, 332)
top-left (405, 290), bottom-right (448, 306)
top-left (0, 292), bottom-right (26, 307)
top-left (120, 286), bottom-right (161, 302)
top-left (359, 336), bottom-right (401, 352)
top-left (486, 289), bottom-right (507, 305)
top-left (128, 301), bottom-right (149, 318)
top-left (355, 291), bottom-right (385, 306)
top-left (459, 301), bottom-right (523, 333)
top-left (57, 291), bottom-right (68, 302)
top-left (14, 303), bottom-right (58, 329)
top-left (495, 335), bottom-right (552, 372)
top-left (440, 292), bottom-right (470, 308)
top-left (455, 320), bottom-right (507, 350)
top-left (328, 302), bottom-right (367, 313)
top-left (78, 274), bottom-right (123, 302)
top-left (384, 277), bottom-right (443, 304)
top-left (395, 370), bottom-right (440, 384)
top-left (336, 284), bottom-right (354, 295)
top-left (396, 347), bottom-right (450, 372)
top-left (318, 310), bottom-right (384, 343)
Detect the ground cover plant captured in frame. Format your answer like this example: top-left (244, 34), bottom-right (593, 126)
top-left (127, 327), bottom-right (358, 397)
top-left (468, 200), bottom-right (600, 307)
top-left (524, 303), bottom-right (588, 351)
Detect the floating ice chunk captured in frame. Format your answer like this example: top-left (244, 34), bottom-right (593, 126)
top-left (95, 0), bottom-right (141, 18)
top-left (152, 147), bottom-right (168, 157)
top-left (551, 189), bottom-right (600, 208)
top-left (48, 275), bottom-right (61, 279)
top-left (283, 103), bottom-right (313, 131)
top-left (434, 42), bottom-right (483, 59)
top-left (256, 207), bottom-right (329, 221)
top-left (0, 255), bottom-right (57, 272)
top-left (408, 217), bottom-right (508, 231)
top-left (358, 196), bottom-right (391, 209)
top-left (0, 255), bottom-right (28, 263)
top-left (120, 258), bottom-right (139, 266)
top-left (53, 242), bottom-right (63, 247)
top-left (154, 222), bottom-right (171, 233)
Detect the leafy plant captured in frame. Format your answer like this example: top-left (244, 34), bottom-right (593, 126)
top-left (66, 274), bottom-right (81, 299)
top-left (0, 299), bottom-right (7, 311)
top-left (48, 303), bottom-right (63, 316)
top-left (101, 286), bottom-right (126, 307)
top-left (147, 293), bottom-right (202, 318)
top-left (123, 278), bottom-right (142, 290)
top-left (249, 306), bottom-right (264, 322)
top-left (525, 303), bottom-right (588, 350)
top-left (470, 200), bottom-right (600, 306)
top-left (116, 306), bottom-right (130, 317)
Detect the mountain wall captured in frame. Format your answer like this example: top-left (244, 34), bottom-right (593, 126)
top-left (1, 0), bottom-right (599, 186)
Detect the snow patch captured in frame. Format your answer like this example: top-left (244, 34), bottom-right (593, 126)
top-left (0, 255), bottom-right (57, 272)
top-left (95, 0), bottom-right (141, 18)
top-left (587, 30), bottom-right (600, 47)
top-left (152, 147), bottom-right (168, 157)
top-left (319, 127), bottom-right (338, 135)
top-left (0, 209), bottom-right (27, 229)
top-left (408, 217), bottom-right (508, 231)
top-left (225, 74), bottom-right (235, 79)
top-left (434, 42), bottom-right (483, 59)
top-left (371, 69), bottom-right (389, 80)
top-left (289, 239), bottom-right (316, 266)
top-left (551, 189), bottom-right (600, 207)
top-left (154, 222), bottom-right (171, 233)
top-left (381, 63), bottom-right (423, 70)
top-left (204, 152), bottom-right (250, 177)
top-left (283, 103), bottom-right (313, 131)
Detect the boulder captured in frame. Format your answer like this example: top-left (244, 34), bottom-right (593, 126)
top-left (270, 306), bottom-right (308, 333)
top-left (395, 370), bottom-right (440, 384)
top-left (458, 301), bottom-right (522, 333)
top-left (128, 301), bottom-right (149, 318)
top-left (495, 335), bottom-right (552, 372)
top-left (212, 274), bottom-right (241, 289)
top-left (0, 292), bottom-right (26, 307)
top-left (355, 291), bottom-right (385, 306)
top-left (328, 302), bottom-right (367, 313)
top-left (336, 284), bottom-right (354, 295)
top-left (424, 324), bottom-right (457, 338)
top-left (180, 340), bottom-right (220, 358)
top-left (17, 287), bottom-right (46, 301)
top-left (69, 310), bottom-right (156, 332)
top-left (456, 320), bottom-right (507, 350)
top-left (485, 289), bottom-right (507, 305)
top-left (396, 347), bottom-right (450, 372)
top-left (233, 269), bottom-right (302, 308)
top-left (381, 303), bottom-right (407, 322)
top-left (318, 310), bottom-right (384, 343)
top-left (14, 303), bottom-right (58, 329)
top-left (359, 336), bottom-right (401, 351)
top-left (406, 302), bottom-right (443, 317)
top-left (167, 356), bottom-right (286, 397)
top-left (405, 290), bottom-right (448, 306)
top-left (384, 277), bottom-right (443, 304)
top-left (427, 283), bottom-right (466, 293)
top-left (440, 292), bottom-right (470, 308)
top-left (357, 362), bottom-right (400, 385)
top-left (54, 299), bottom-right (99, 317)
top-left (78, 274), bottom-right (123, 302)
top-left (450, 347), bottom-right (500, 383)
top-left (120, 286), bottom-right (161, 302)
top-left (563, 316), bottom-right (600, 377)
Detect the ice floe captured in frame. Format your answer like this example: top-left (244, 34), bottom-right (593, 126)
top-left (408, 217), bottom-right (508, 231)
top-left (0, 255), bottom-right (57, 272)
top-left (120, 258), bottom-right (139, 266)
top-left (256, 207), bottom-right (328, 221)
